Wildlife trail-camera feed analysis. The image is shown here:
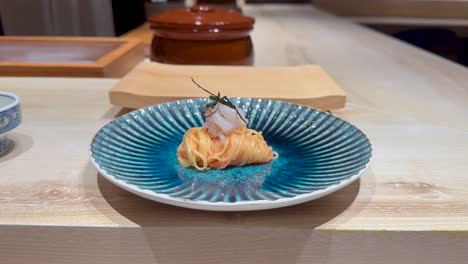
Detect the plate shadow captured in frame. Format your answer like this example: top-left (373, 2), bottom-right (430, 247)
top-left (0, 132), bottom-right (33, 163)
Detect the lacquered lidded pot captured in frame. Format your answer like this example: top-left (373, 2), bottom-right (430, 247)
top-left (148, 5), bottom-right (255, 65)
top-left (0, 92), bottom-right (21, 156)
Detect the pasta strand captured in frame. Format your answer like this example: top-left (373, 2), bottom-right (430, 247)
top-left (177, 127), bottom-right (278, 171)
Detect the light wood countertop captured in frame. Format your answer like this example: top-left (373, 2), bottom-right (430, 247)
top-left (1, 5), bottom-right (467, 264)
top-left (314, 0), bottom-right (468, 19)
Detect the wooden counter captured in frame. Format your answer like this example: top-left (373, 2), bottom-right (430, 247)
top-left (314, 0), bottom-right (468, 37)
top-left (0, 5), bottom-right (467, 264)
top-left (314, 0), bottom-right (468, 19)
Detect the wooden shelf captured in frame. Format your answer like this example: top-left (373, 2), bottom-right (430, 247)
top-left (349, 16), bottom-right (468, 27)
top-left (348, 16), bottom-right (468, 37)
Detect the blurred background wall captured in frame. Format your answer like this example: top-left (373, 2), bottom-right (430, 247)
top-left (0, 0), bottom-right (145, 36)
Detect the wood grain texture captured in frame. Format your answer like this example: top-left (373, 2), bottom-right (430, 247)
top-left (109, 61), bottom-right (346, 110)
top-left (0, 4), bottom-right (468, 263)
top-left (0, 37), bottom-right (144, 77)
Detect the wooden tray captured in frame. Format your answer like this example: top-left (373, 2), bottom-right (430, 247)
top-left (0, 37), bottom-right (144, 77)
top-left (109, 61), bottom-right (346, 110)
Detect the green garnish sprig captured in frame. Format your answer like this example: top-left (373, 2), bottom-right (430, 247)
top-left (191, 77), bottom-right (248, 125)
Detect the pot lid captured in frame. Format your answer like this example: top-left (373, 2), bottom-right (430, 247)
top-left (148, 5), bottom-right (255, 30)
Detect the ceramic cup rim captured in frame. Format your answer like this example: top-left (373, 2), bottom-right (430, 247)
top-left (0, 92), bottom-right (20, 113)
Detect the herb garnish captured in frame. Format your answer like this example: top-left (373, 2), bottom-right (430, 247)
top-left (191, 77), bottom-right (247, 124)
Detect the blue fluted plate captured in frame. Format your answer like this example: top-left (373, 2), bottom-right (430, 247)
top-left (91, 98), bottom-right (371, 211)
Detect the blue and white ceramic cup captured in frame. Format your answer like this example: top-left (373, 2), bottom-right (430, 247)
top-left (0, 92), bottom-right (21, 155)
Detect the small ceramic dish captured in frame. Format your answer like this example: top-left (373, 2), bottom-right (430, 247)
top-left (0, 92), bottom-right (21, 155)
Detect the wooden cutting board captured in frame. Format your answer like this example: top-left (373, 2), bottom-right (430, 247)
top-left (109, 61), bottom-right (346, 110)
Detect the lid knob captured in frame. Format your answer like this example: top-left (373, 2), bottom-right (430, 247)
top-left (190, 5), bottom-right (214, 13)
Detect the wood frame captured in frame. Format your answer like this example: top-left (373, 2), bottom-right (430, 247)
top-left (0, 37), bottom-right (144, 77)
